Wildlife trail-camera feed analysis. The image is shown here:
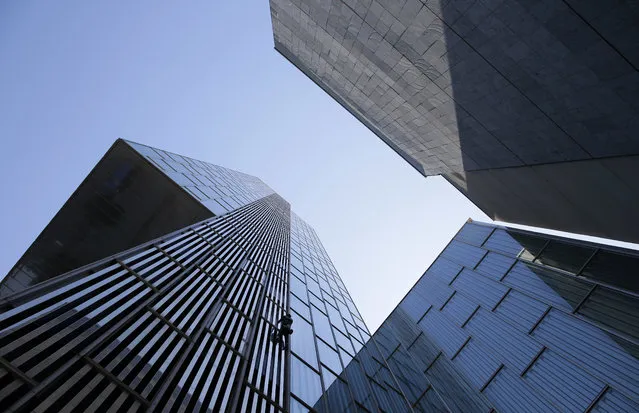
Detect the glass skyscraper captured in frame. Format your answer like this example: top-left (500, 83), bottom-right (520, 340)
top-left (317, 221), bottom-right (639, 412)
top-left (1, 140), bottom-right (638, 412)
top-left (0, 140), bottom-right (369, 412)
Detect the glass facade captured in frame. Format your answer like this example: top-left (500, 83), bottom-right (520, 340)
top-left (0, 192), bottom-right (295, 412)
top-left (125, 140), bottom-right (274, 215)
top-left (3, 140), bottom-right (638, 412)
top-left (1, 139), bottom-right (274, 299)
top-left (319, 221), bottom-right (639, 412)
top-left (288, 212), bottom-right (370, 411)
top-left (0, 140), bottom-right (364, 413)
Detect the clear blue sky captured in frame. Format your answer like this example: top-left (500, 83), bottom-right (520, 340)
top-left (0, 1), bottom-right (488, 331)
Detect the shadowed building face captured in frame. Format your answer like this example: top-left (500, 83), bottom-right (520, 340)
top-left (269, 0), bottom-right (639, 242)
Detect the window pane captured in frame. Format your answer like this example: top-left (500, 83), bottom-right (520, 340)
top-left (581, 251), bottom-right (639, 293)
top-left (292, 313), bottom-right (319, 369)
top-left (291, 293), bottom-right (311, 321)
top-left (484, 229), bottom-right (546, 259)
top-left (326, 303), bottom-right (347, 333)
top-left (503, 262), bottom-right (592, 311)
top-left (454, 223), bottom-right (493, 246)
top-left (312, 305), bottom-right (335, 347)
top-left (290, 396), bottom-right (310, 413)
top-left (309, 291), bottom-right (326, 312)
top-left (318, 339), bottom-right (342, 374)
top-left (577, 286), bottom-right (639, 340)
top-left (307, 279), bottom-right (322, 297)
top-left (290, 275), bottom-right (308, 303)
top-left (440, 241), bottom-right (486, 269)
top-left (334, 329), bottom-right (355, 355)
top-left (535, 241), bottom-right (594, 274)
top-left (291, 254), bottom-right (303, 272)
top-left (291, 355), bottom-right (322, 407)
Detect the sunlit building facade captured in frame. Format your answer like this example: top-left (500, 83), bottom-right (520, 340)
top-left (318, 221), bottom-right (639, 412)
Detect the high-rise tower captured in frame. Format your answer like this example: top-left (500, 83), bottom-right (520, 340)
top-left (3, 140), bottom-right (637, 413)
top-left (317, 220), bottom-right (639, 412)
top-left (269, 0), bottom-right (639, 243)
top-left (0, 140), bottom-right (372, 412)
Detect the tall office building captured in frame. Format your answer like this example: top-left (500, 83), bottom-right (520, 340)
top-left (269, 0), bottom-right (639, 243)
top-left (0, 140), bottom-right (372, 412)
top-left (317, 220), bottom-right (639, 412)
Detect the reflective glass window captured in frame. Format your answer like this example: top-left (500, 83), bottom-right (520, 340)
top-left (291, 293), bottom-right (311, 321)
top-left (291, 313), bottom-right (319, 368)
top-left (308, 291), bottom-right (326, 312)
top-left (321, 290), bottom-right (337, 308)
top-left (412, 275), bottom-right (454, 309)
top-left (318, 276), bottom-right (331, 292)
top-left (290, 396), bottom-right (310, 413)
top-left (484, 229), bottom-right (545, 259)
top-left (523, 349), bottom-right (605, 412)
top-left (425, 257), bottom-right (463, 284)
top-left (290, 276), bottom-right (308, 303)
top-left (318, 369), bottom-right (353, 413)
top-left (533, 309), bottom-right (639, 399)
top-left (593, 388), bottom-right (639, 412)
top-left (312, 305), bottom-right (335, 346)
top-left (466, 309), bottom-right (542, 372)
top-left (454, 223), bottom-right (493, 246)
top-left (291, 265), bottom-right (304, 281)
top-left (475, 252), bottom-right (516, 281)
top-left (351, 335), bottom-right (364, 354)
top-left (334, 329), bottom-right (355, 355)
top-left (307, 279), bottom-right (322, 297)
top-left (291, 355), bottom-right (323, 407)
top-left (484, 367), bottom-right (555, 412)
top-left (318, 339), bottom-right (342, 374)
top-left (337, 300), bottom-right (355, 325)
top-left (493, 290), bottom-right (548, 333)
top-left (419, 310), bottom-right (469, 358)
top-left (358, 327), bottom-right (370, 342)
top-left (453, 268), bottom-right (509, 309)
top-left (577, 286), bottom-right (639, 340)
top-left (535, 240), bottom-right (594, 274)
top-left (400, 292), bottom-right (432, 322)
top-left (441, 241), bottom-right (486, 269)
top-left (503, 262), bottom-right (591, 311)
top-left (339, 346), bottom-right (354, 368)
top-left (581, 250), bottom-right (639, 293)
top-left (305, 268), bottom-right (318, 282)
top-left (321, 366), bottom-right (339, 392)
top-left (441, 292), bottom-right (478, 327)
top-left (291, 254), bottom-right (303, 272)
top-left (414, 387), bottom-right (450, 412)
top-left (326, 303), bottom-right (347, 333)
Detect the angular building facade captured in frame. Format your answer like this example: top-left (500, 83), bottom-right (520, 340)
top-left (270, 0), bottom-right (639, 243)
top-left (0, 139), bottom-right (273, 298)
top-left (1, 140), bottom-right (638, 412)
top-left (318, 221), bottom-right (639, 412)
top-left (0, 140), bottom-right (372, 412)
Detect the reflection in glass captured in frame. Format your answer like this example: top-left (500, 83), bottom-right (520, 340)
top-left (291, 355), bottom-right (322, 407)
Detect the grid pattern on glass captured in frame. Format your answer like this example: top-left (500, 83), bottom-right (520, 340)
top-left (0, 194), bottom-right (291, 413)
top-left (321, 221), bottom-right (638, 413)
top-left (126, 140), bottom-right (274, 215)
top-left (288, 212), bottom-right (372, 411)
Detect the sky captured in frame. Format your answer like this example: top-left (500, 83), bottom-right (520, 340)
top-left (0, 0), bottom-right (489, 332)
